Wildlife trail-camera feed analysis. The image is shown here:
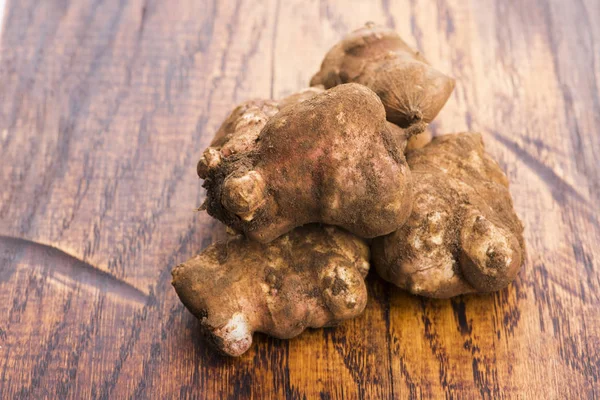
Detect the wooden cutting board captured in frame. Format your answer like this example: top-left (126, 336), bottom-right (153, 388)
top-left (0, 0), bottom-right (598, 398)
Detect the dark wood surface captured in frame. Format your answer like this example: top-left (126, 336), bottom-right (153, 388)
top-left (0, 0), bottom-right (599, 398)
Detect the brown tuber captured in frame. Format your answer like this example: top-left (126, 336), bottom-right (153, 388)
top-left (201, 83), bottom-right (413, 243)
top-left (372, 133), bottom-right (525, 298)
top-left (172, 225), bottom-right (370, 357)
top-left (311, 22), bottom-right (455, 132)
top-left (197, 87), bottom-right (324, 180)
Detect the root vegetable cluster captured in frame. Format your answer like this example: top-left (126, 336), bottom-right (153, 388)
top-left (172, 23), bottom-right (526, 356)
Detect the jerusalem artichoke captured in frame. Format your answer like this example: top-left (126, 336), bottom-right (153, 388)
top-left (372, 133), bottom-right (525, 298)
top-left (201, 83), bottom-right (413, 243)
top-left (311, 22), bottom-right (455, 131)
top-left (172, 225), bottom-right (370, 356)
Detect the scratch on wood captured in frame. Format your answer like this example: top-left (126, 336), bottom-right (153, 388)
top-left (137, 0), bottom-right (150, 39)
top-left (0, 235), bottom-right (148, 306)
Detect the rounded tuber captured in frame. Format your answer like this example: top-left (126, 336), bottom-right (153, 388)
top-left (310, 22), bottom-right (455, 131)
top-left (372, 133), bottom-right (525, 298)
top-left (172, 225), bottom-right (370, 357)
top-left (201, 83), bottom-right (413, 243)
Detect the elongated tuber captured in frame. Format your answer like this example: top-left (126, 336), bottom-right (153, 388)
top-left (372, 133), bottom-right (525, 298)
top-left (311, 22), bottom-right (455, 131)
top-left (201, 83), bottom-right (413, 243)
top-left (172, 225), bottom-right (370, 356)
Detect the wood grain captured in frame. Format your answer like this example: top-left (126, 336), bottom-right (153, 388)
top-left (0, 0), bottom-right (598, 398)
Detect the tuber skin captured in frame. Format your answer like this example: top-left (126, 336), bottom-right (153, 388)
top-left (405, 129), bottom-right (433, 152)
top-left (171, 225), bottom-right (370, 357)
top-left (372, 133), bottom-right (525, 298)
top-left (197, 87), bottom-right (324, 180)
top-left (201, 83), bottom-right (413, 243)
top-left (310, 22), bottom-right (455, 131)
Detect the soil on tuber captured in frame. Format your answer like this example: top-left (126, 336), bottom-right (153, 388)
top-left (172, 225), bottom-right (370, 356)
top-left (372, 133), bottom-right (525, 298)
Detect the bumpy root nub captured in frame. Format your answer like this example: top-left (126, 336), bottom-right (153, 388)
top-left (221, 171), bottom-right (266, 221)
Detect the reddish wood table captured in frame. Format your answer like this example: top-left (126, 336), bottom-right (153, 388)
top-left (0, 0), bottom-right (598, 398)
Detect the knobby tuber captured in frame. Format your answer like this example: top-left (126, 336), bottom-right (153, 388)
top-left (201, 83), bottom-right (413, 243)
top-left (172, 225), bottom-right (370, 357)
top-left (197, 87), bottom-right (324, 180)
top-left (311, 22), bottom-right (455, 132)
top-left (372, 133), bottom-right (525, 298)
